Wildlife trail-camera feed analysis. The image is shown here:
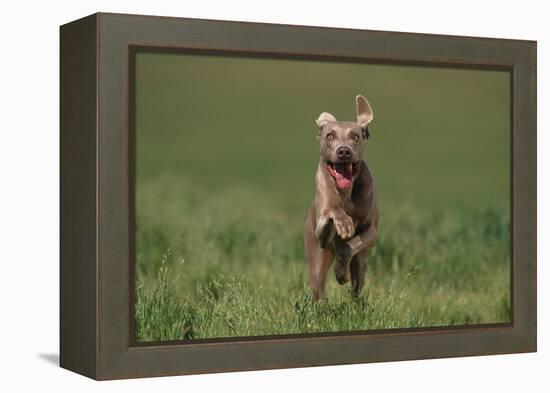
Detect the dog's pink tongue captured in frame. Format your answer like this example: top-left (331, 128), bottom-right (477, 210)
top-left (335, 172), bottom-right (352, 189)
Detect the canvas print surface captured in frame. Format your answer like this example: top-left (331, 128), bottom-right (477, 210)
top-left (133, 52), bottom-right (510, 342)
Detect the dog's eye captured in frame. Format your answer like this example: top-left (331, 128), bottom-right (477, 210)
top-left (326, 134), bottom-right (335, 141)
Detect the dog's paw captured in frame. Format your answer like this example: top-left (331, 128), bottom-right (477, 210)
top-left (335, 241), bottom-right (353, 265)
top-left (333, 213), bottom-right (355, 240)
top-left (334, 262), bottom-right (350, 284)
top-left (315, 216), bottom-right (335, 249)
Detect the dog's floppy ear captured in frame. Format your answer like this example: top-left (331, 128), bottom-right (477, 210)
top-left (356, 95), bottom-right (374, 131)
top-left (315, 112), bottom-right (337, 131)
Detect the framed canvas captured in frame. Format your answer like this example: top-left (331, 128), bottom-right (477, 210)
top-left (60, 12), bottom-right (537, 380)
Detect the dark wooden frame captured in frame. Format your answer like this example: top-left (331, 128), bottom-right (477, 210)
top-left (60, 12), bottom-right (537, 380)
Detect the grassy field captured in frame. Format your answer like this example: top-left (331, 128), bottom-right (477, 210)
top-left (133, 52), bottom-right (511, 342)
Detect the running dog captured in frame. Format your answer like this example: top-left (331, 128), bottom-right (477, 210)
top-left (304, 95), bottom-right (379, 300)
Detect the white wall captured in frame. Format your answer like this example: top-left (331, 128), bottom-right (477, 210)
top-left (0, 0), bottom-right (546, 391)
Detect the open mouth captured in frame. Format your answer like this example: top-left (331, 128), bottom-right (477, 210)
top-left (326, 161), bottom-right (358, 190)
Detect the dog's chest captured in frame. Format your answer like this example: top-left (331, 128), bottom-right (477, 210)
top-left (340, 196), bottom-right (356, 215)
top-left (341, 183), bottom-right (373, 222)
top-left (338, 192), bottom-right (363, 223)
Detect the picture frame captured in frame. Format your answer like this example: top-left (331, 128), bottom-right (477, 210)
top-left (60, 12), bottom-right (536, 380)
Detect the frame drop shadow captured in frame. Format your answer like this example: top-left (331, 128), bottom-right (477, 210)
top-left (38, 353), bottom-right (59, 366)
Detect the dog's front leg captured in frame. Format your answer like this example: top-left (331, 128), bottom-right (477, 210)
top-left (315, 208), bottom-right (354, 249)
top-left (346, 223), bottom-right (377, 256)
top-left (330, 209), bottom-right (355, 240)
top-left (333, 225), bottom-right (375, 285)
top-left (333, 223), bottom-right (376, 269)
top-left (314, 215), bottom-right (335, 249)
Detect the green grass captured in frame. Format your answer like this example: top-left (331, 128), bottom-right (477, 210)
top-left (134, 176), bottom-right (510, 341)
top-left (133, 52), bottom-right (510, 342)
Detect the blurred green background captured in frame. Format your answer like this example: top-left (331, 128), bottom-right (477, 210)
top-left (134, 52), bottom-right (510, 341)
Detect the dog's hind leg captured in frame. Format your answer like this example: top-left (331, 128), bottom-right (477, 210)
top-left (305, 208), bottom-right (334, 301)
top-left (333, 236), bottom-right (353, 285)
top-left (308, 247), bottom-right (333, 301)
top-left (350, 250), bottom-right (368, 298)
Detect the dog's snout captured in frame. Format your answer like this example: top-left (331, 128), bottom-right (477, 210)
top-left (336, 146), bottom-right (352, 160)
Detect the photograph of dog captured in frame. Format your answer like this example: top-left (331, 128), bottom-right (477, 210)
top-left (133, 52), bottom-right (511, 341)
top-left (305, 95), bottom-right (378, 300)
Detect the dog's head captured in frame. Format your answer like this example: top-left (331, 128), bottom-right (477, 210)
top-left (315, 95), bottom-right (374, 190)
